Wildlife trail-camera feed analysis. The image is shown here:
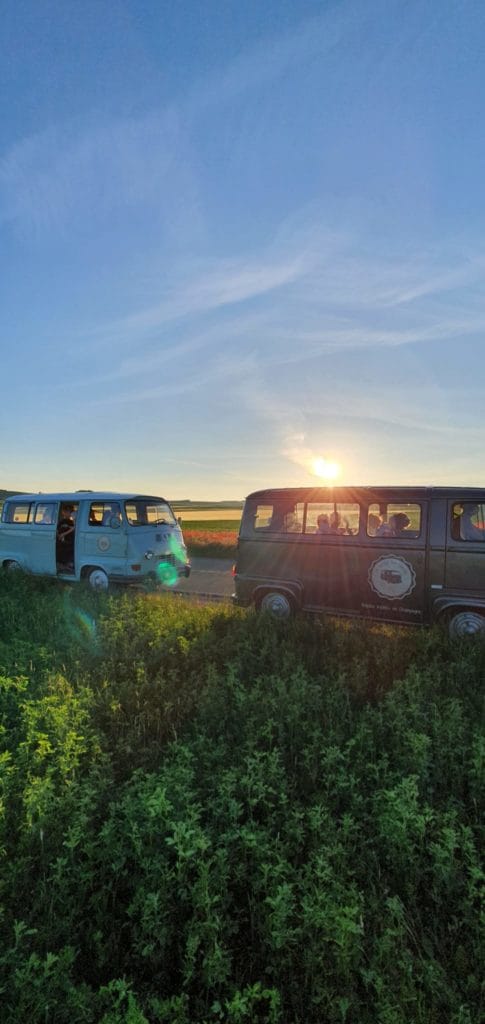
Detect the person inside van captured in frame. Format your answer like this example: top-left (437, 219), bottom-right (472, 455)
top-left (316, 514), bottom-right (330, 534)
top-left (459, 505), bottom-right (485, 542)
top-left (57, 505), bottom-right (75, 569)
top-left (329, 511), bottom-right (352, 535)
top-left (367, 512), bottom-right (383, 536)
top-left (376, 518), bottom-right (393, 537)
top-left (102, 505), bottom-right (121, 526)
top-left (283, 510), bottom-right (301, 533)
top-left (389, 512), bottom-right (411, 535)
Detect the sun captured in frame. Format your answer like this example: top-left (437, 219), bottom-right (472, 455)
top-left (312, 457), bottom-right (341, 481)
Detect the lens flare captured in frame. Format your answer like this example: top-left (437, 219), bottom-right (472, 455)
top-left (62, 593), bottom-right (97, 648)
top-left (168, 534), bottom-right (186, 563)
top-left (156, 561), bottom-right (179, 587)
top-left (312, 458), bottom-right (341, 481)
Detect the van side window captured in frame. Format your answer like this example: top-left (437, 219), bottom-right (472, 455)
top-left (451, 502), bottom-right (485, 542)
top-left (4, 502), bottom-right (32, 524)
top-left (281, 503), bottom-right (304, 533)
top-left (253, 505), bottom-right (273, 529)
top-left (89, 502), bottom-right (121, 527)
top-left (34, 503), bottom-right (56, 525)
top-left (305, 502), bottom-right (360, 536)
top-left (250, 501), bottom-right (305, 533)
top-left (367, 503), bottom-right (421, 538)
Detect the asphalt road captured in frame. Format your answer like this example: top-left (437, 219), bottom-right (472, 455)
top-left (174, 556), bottom-right (234, 602)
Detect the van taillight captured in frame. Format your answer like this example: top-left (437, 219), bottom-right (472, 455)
top-left (232, 563), bottom-right (237, 577)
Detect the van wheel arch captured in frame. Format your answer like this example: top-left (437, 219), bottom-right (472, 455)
top-left (81, 566), bottom-right (110, 592)
top-left (444, 607), bottom-right (485, 639)
top-left (255, 587), bottom-right (297, 619)
top-left (3, 559), bottom-right (23, 573)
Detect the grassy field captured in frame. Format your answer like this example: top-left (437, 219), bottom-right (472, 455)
top-left (181, 518), bottom-right (240, 559)
top-left (176, 510), bottom-right (242, 523)
top-left (0, 570), bottom-right (483, 1023)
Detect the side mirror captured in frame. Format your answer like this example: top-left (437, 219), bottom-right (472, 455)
top-left (177, 516), bottom-right (182, 525)
top-left (109, 516), bottom-right (121, 529)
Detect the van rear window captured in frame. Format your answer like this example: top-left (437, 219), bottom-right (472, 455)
top-left (252, 501), bottom-right (305, 533)
top-left (3, 502), bottom-right (32, 524)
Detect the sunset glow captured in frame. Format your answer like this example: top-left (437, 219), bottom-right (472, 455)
top-left (312, 458), bottom-right (341, 481)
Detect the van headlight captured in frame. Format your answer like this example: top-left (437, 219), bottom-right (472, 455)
top-left (144, 550), bottom-right (154, 560)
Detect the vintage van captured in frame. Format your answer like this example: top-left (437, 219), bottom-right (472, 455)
top-left (0, 491), bottom-right (190, 590)
top-left (233, 486), bottom-right (485, 637)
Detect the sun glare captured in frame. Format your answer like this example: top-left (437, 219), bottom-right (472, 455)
top-left (312, 458), bottom-right (341, 481)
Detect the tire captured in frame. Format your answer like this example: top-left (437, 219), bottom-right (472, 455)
top-left (448, 609), bottom-right (485, 639)
top-left (259, 591), bottom-right (293, 619)
top-left (87, 568), bottom-right (109, 592)
top-left (5, 560), bottom-right (22, 572)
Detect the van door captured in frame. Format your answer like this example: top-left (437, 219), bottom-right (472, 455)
top-left (304, 500), bottom-right (428, 624)
top-left (444, 499), bottom-right (485, 594)
top-left (30, 502), bottom-right (58, 575)
top-left (303, 500), bottom-right (365, 612)
top-left (81, 500), bottom-right (127, 571)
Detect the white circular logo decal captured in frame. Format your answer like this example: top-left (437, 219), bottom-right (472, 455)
top-left (368, 556), bottom-right (416, 601)
top-left (97, 536), bottom-right (110, 552)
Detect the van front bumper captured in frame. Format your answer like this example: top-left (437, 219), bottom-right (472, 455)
top-left (109, 563), bottom-right (191, 586)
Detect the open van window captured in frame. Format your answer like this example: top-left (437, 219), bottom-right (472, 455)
top-left (367, 503), bottom-right (421, 538)
top-left (89, 501), bottom-right (122, 527)
top-left (305, 502), bottom-right (360, 536)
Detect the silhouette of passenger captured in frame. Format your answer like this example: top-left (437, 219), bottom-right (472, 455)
top-left (316, 514), bottom-right (330, 534)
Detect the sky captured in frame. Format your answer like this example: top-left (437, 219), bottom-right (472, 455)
top-left (1, 0), bottom-right (485, 500)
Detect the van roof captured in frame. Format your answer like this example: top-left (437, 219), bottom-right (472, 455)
top-left (5, 492), bottom-right (169, 503)
top-left (245, 486), bottom-right (485, 502)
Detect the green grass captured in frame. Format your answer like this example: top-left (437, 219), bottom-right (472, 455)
top-left (0, 570), bottom-right (483, 1024)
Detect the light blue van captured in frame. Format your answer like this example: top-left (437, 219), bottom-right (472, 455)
top-left (0, 491), bottom-right (190, 590)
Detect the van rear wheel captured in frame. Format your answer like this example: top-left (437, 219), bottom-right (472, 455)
top-left (258, 591), bottom-right (293, 619)
top-left (448, 609), bottom-right (485, 639)
top-left (87, 568), bottom-right (109, 592)
top-left (5, 560), bottom-right (22, 573)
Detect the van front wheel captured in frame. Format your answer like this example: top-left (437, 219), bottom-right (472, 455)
top-left (5, 560), bottom-right (22, 573)
top-left (448, 609), bottom-right (485, 639)
top-left (87, 568), bottom-right (109, 592)
top-left (258, 591), bottom-right (293, 619)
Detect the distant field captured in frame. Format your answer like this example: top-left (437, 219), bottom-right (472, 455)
top-left (182, 518), bottom-right (240, 532)
top-left (175, 508), bottom-right (242, 522)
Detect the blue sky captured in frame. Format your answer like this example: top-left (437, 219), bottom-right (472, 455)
top-left (1, 0), bottom-right (485, 500)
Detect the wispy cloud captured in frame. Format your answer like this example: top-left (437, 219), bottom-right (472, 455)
top-left (0, 0), bottom-right (364, 236)
top-left (0, 108), bottom-right (201, 238)
top-left (93, 252), bottom-right (310, 341)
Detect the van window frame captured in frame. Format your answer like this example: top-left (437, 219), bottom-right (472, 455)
top-left (2, 501), bottom-right (33, 524)
top-left (448, 500), bottom-right (485, 545)
top-left (242, 493), bottom-right (427, 546)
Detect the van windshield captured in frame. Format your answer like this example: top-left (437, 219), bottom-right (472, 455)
top-left (125, 500), bottom-right (176, 527)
